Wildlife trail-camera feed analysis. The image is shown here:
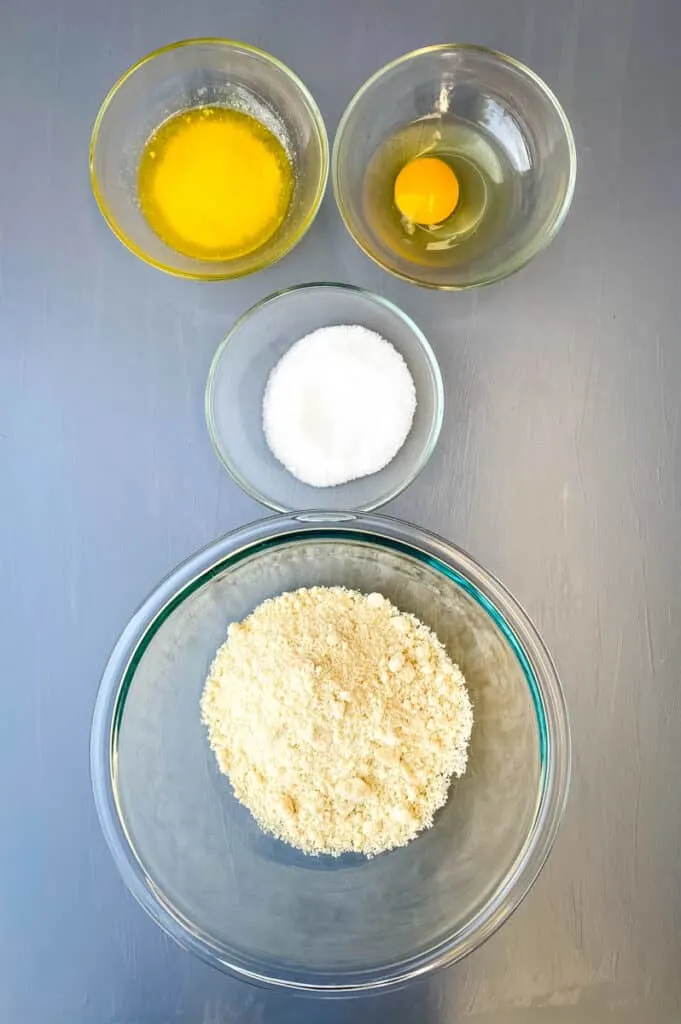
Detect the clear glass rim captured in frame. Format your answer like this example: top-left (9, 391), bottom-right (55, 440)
top-left (89, 37), bottom-right (329, 280)
top-left (332, 43), bottom-right (578, 291)
top-left (204, 282), bottom-right (445, 510)
top-left (90, 510), bottom-right (571, 995)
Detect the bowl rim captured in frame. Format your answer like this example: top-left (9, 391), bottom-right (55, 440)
top-left (332, 42), bottom-right (577, 291)
top-left (204, 281), bottom-right (445, 511)
top-left (89, 37), bottom-right (329, 280)
top-left (90, 510), bottom-right (571, 995)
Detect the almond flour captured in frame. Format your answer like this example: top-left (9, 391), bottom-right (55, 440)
top-left (201, 586), bottom-right (473, 856)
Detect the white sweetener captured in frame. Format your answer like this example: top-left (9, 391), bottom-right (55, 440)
top-left (262, 325), bottom-right (417, 488)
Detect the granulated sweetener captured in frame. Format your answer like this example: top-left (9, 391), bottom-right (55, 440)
top-left (262, 325), bottom-right (416, 488)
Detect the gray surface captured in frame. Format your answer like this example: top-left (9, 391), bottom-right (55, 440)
top-left (1, 0), bottom-right (680, 1021)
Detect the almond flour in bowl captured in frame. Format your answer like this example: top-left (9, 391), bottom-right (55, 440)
top-left (92, 513), bottom-right (569, 991)
top-left (200, 585), bottom-right (473, 856)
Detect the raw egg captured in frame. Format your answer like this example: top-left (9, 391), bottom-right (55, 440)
top-left (393, 156), bottom-right (460, 225)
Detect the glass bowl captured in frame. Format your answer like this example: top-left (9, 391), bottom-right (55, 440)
top-left (333, 44), bottom-right (576, 289)
top-left (90, 39), bottom-right (328, 279)
top-left (90, 511), bottom-right (570, 995)
top-left (205, 283), bottom-right (444, 511)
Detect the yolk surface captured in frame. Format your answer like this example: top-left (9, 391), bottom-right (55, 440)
top-left (138, 106), bottom-right (294, 260)
top-left (393, 156), bottom-right (460, 225)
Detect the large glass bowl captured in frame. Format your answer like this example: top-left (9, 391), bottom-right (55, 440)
top-left (205, 283), bottom-right (444, 511)
top-left (90, 512), bottom-right (570, 994)
top-left (90, 39), bottom-right (328, 279)
top-left (333, 45), bottom-right (576, 289)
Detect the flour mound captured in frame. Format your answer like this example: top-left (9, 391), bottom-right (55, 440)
top-left (201, 586), bottom-right (473, 856)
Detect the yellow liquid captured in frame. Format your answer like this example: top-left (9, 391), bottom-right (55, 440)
top-left (138, 106), bottom-right (294, 261)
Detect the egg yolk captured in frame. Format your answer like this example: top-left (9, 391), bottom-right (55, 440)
top-left (393, 156), bottom-right (460, 225)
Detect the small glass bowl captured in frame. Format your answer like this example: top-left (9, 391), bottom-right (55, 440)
top-left (90, 512), bottom-right (571, 994)
top-left (333, 44), bottom-right (576, 289)
top-left (205, 283), bottom-right (444, 511)
top-left (90, 39), bottom-right (328, 279)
